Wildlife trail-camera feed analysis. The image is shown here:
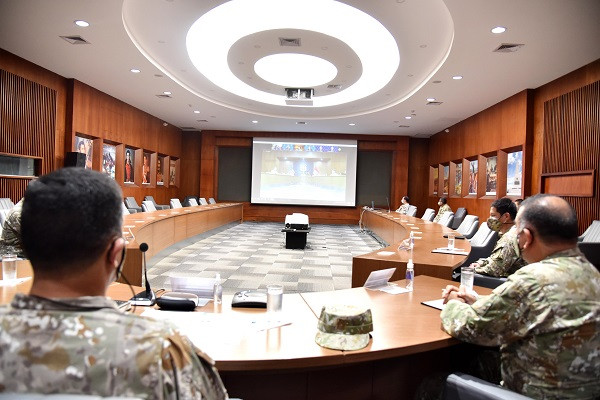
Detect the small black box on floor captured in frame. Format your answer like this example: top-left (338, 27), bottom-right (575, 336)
top-left (282, 213), bottom-right (310, 249)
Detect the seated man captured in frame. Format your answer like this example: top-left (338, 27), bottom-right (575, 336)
top-left (433, 196), bottom-right (451, 223)
top-left (0, 198), bottom-right (25, 257)
top-left (0, 168), bottom-right (228, 399)
top-left (441, 194), bottom-right (600, 399)
top-left (473, 197), bottom-right (526, 277)
top-left (396, 195), bottom-right (410, 214)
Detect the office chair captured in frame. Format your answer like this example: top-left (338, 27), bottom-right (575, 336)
top-left (443, 373), bottom-right (533, 400)
top-left (124, 197), bottom-right (142, 213)
top-left (170, 198), bottom-right (183, 209)
top-left (407, 205), bottom-right (417, 217)
top-left (183, 195), bottom-right (199, 207)
top-left (0, 198), bottom-right (14, 210)
top-left (456, 215), bottom-right (479, 239)
top-left (451, 207), bottom-right (467, 230)
top-left (578, 220), bottom-right (600, 271)
top-left (141, 201), bottom-right (157, 212)
top-left (438, 212), bottom-right (455, 228)
top-left (208, 197), bottom-right (216, 204)
top-left (0, 394), bottom-right (143, 399)
top-left (456, 222), bottom-right (499, 270)
top-left (144, 196), bottom-right (169, 210)
top-left (199, 197), bottom-right (208, 205)
top-left (186, 198), bottom-right (199, 207)
top-left (421, 208), bottom-right (435, 221)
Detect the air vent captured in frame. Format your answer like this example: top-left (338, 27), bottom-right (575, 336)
top-left (60, 35), bottom-right (90, 45)
top-left (493, 43), bottom-right (524, 53)
top-left (180, 127), bottom-right (196, 131)
top-left (155, 94), bottom-right (172, 99)
top-left (196, 119), bottom-right (208, 123)
top-left (279, 37), bottom-right (301, 47)
top-left (398, 125), bottom-right (410, 128)
top-left (296, 121), bottom-right (307, 125)
top-left (426, 101), bottom-right (443, 106)
top-left (327, 84), bottom-right (342, 90)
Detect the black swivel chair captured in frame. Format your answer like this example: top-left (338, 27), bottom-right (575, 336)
top-left (124, 197), bottom-right (142, 213)
top-left (443, 373), bottom-right (533, 400)
top-left (144, 195), bottom-right (169, 210)
top-left (451, 207), bottom-right (467, 230)
top-left (183, 195), bottom-right (199, 207)
top-left (578, 220), bottom-right (600, 271)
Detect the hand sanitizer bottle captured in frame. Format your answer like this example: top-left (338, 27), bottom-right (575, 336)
top-left (213, 273), bottom-right (223, 304)
top-left (405, 259), bottom-right (414, 291)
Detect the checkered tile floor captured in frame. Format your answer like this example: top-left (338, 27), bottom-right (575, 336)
top-left (147, 222), bottom-right (382, 294)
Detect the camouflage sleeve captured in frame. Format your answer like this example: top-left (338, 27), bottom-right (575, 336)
top-left (161, 331), bottom-right (228, 400)
top-left (440, 273), bottom-right (537, 346)
top-left (474, 233), bottom-right (521, 277)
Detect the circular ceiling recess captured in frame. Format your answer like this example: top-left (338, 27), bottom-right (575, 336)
top-left (122, 0), bottom-right (454, 119)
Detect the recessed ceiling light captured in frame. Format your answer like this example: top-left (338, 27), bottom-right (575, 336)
top-left (426, 97), bottom-right (436, 102)
top-left (349, 123), bottom-right (356, 126)
top-left (491, 26), bottom-right (506, 34)
top-left (74, 20), bottom-right (89, 27)
top-left (163, 91), bottom-right (172, 95)
top-left (130, 68), bottom-right (141, 73)
top-left (254, 54), bottom-right (337, 87)
top-left (251, 120), bottom-right (258, 124)
top-left (404, 116), bottom-right (412, 120)
top-left (452, 75), bottom-right (463, 80)
top-left (194, 110), bottom-right (200, 114)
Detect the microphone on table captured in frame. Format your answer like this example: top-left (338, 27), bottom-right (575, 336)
top-left (386, 197), bottom-right (390, 213)
top-left (130, 242), bottom-right (156, 306)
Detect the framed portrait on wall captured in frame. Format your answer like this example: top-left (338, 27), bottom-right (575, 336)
top-left (102, 144), bottom-right (116, 179)
top-left (507, 150), bottom-right (523, 196)
top-left (75, 135), bottom-right (93, 170)
top-left (142, 152), bottom-right (151, 185)
top-left (443, 165), bottom-right (449, 194)
top-left (169, 159), bottom-right (176, 186)
top-left (455, 163), bottom-right (462, 196)
top-left (124, 147), bottom-right (135, 183)
top-left (468, 160), bottom-right (477, 195)
top-left (486, 156), bottom-right (497, 195)
top-left (157, 156), bottom-right (164, 185)
top-left (432, 167), bottom-right (439, 195)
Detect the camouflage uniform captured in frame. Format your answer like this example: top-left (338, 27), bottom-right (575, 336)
top-left (441, 248), bottom-right (600, 399)
top-left (0, 199), bottom-right (24, 257)
top-left (433, 203), bottom-right (452, 223)
top-left (396, 204), bottom-right (410, 214)
top-left (0, 294), bottom-right (228, 399)
top-left (474, 225), bottom-right (527, 277)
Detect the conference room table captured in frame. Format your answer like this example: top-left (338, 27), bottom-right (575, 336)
top-left (1, 260), bottom-right (492, 400)
top-left (352, 209), bottom-right (472, 287)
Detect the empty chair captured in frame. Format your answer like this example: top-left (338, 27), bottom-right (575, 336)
top-left (208, 197), bottom-right (216, 204)
top-left (578, 220), bottom-right (600, 271)
top-left (186, 198), bottom-right (199, 207)
top-left (121, 202), bottom-right (134, 215)
top-left (457, 221), bottom-right (499, 269)
top-left (421, 208), bottom-right (435, 221)
top-left (183, 195), bottom-right (199, 207)
top-left (438, 212), bottom-right (455, 228)
top-left (456, 215), bottom-right (479, 239)
top-left (170, 198), bottom-right (183, 209)
top-left (0, 198), bottom-right (14, 210)
top-left (451, 207), bottom-right (467, 230)
top-left (443, 373), bottom-right (533, 400)
top-left (124, 197), bottom-right (142, 213)
top-left (407, 205), bottom-right (417, 217)
top-left (141, 201), bottom-right (156, 212)
top-left (144, 195), bottom-right (169, 210)
top-left (199, 197), bottom-right (208, 205)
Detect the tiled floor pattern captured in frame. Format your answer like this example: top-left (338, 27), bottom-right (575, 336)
top-left (147, 222), bottom-right (383, 295)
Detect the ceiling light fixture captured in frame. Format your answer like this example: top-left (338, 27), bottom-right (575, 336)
top-left (74, 20), bottom-right (89, 27)
top-left (452, 75), bottom-right (463, 80)
top-left (251, 120), bottom-right (258, 124)
top-left (426, 97), bottom-right (436, 102)
top-left (130, 68), bottom-right (141, 73)
top-left (194, 110), bottom-right (200, 114)
top-left (254, 54), bottom-right (337, 88)
top-left (163, 91), bottom-right (172, 95)
top-left (349, 123), bottom-right (356, 126)
top-left (404, 116), bottom-right (412, 120)
top-left (491, 26), bottom-right (506, 34)
top-left (186, 0), bottom-right (400, 107)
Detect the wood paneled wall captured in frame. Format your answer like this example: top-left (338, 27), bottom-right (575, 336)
top-left (198, 130), bottom-right (409, 224)
top-left (542, 80), bottom-right (600, 232)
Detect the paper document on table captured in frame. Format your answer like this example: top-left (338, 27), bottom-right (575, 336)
top-left (431, 248), bottom-right (469, 255)
top-left (141, 309), bottom-right (292, 348)
top-left (421, 299), bottom-right (445, 310)
top-left (378, 285), bottom-right (412, 295)
top-left (363, 267), bottom-right (396, 289)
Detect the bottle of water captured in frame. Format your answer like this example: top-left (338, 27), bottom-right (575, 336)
top-left (213, 273), bottom-right (222, 304)
top-left (405, 259), bottom-right (414, 291)
top-left (409, 231), bottom-right (415, 250)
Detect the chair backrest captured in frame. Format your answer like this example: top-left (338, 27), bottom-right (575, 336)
top-left (144, 196), bottom-right (158, 207)
top-left (208, 197), bottom-right (216, 204)
top-left (124, 197), bottom-right (139, 209)
top-left (170, 198), bottom-right (182, 209)
top-left (121, 202), bottom-right (130, 215)
top-left (451, 207), bottom-right (467, 230)
top-left (141, 201), bottom-right (156, 212)
top-left (443, 373), bottom-right (533, 400)
top-left (421, 208), bottom-right (435, 221)
top-left (183, 196), bottom-right (198, 207)
top-left (470, 221), bottom-right (493, 246)
top-left (199, 197), bottom-right (208, 205)
top-left (407, 205), bottom-right (417, 217)
top-left (438, 212), bottom-right (454, 227)
top-left (581, 220), bottom-right (600, 242)
top-left (457, 215), bottom-right (479, 239)
top-left (0, 198), bottom-right (15, 210)
top-left (188, 198), bottom-right (199, 206)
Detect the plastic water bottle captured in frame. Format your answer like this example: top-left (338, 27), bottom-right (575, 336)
top-left (213, 273), bottom-right (223, 304)
top-left (405, 259), bottom-right (414, 291)
top-left (409, 231), bottom-right (415, 250)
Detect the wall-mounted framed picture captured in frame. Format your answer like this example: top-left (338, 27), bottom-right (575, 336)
top-left (142, 151), bottom-right (151, 185)
top-left (102, 143), bottom-right (116, 179)
top-left (455, 162), bottom-right (462, 196)
top-left (169, 159), bottom-right (177, 186)
top-left (442, 164), bottom-right (449, 194)
top-left (432, 166), bottom-right (439, 196)
top-left (486, 155), bottom-right (497, 195)
top-left (157, 155), bottom-right (165, 185)
top-left (75, 135), bottom-right (93, 170)
top-left (468, 159), bottom-right (478, 195)
top-left (506, 150), bottom-right (523, 196)
top-left (124, 147), bottom-right (135, 183)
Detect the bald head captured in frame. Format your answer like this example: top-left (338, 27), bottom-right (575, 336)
top-left (517, 194), bottom-right (578, 246)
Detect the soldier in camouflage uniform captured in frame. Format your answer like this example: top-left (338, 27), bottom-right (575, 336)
top-left (441, 194), bottom-right (600, 399)
top-left (0, 198), bottom-right (24, 257)
top-left (433, 197), bottom-right (451, 223)
top-left (395, 196), bottom-right (411, 214)
top-left (473, 197), bottom-right (527, 277)
top-left (0, 168), bottom-right (228, 399)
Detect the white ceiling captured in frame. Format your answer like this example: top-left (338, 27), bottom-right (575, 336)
top-left (1, 0), bottom-right (599, 137)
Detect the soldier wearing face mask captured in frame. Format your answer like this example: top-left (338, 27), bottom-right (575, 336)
top-left (473, 197), bottom-right (526, 277)
top-left (433, 197), bottom-right (452, 223)
top-left (396, 195), bottom-right (410, 214)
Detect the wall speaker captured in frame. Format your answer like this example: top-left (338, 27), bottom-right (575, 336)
top-left (64, 152), bottom-right (86, 168)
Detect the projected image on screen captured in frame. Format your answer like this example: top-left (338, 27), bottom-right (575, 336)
top-left (251, 138), bottom-right (357, 206)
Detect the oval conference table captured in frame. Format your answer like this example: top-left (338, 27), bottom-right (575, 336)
top-left (0, 207), bottom-right (489, 400)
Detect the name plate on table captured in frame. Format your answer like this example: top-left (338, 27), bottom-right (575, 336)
top-left (431, 248), bottom-right (469, 255)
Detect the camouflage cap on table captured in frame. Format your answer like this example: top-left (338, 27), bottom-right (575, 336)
top-left (315, 305), bottom-right (373, 351)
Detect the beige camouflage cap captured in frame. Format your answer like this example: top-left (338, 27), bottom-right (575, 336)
top-left (315, 305), bottom-right (373, 351)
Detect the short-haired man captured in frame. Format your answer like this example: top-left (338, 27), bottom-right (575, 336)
top-left (433, 197), bottom-right (451, 223)
top-left (0, 168), bottom-right (228, 399)
top-left (473, 197), bottom-right (526, 277)
top-left (396, 196), bottom-right (410, 214)
top-left (441, 194), bottom-right (600, 399)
